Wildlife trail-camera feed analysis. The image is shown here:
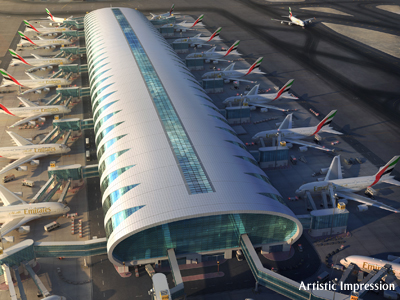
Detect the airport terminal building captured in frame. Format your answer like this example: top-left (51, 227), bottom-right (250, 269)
top-left (84, 8), bottom-right (302, 266)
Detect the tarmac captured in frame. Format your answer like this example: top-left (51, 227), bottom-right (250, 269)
top-left (300, 7), bottom-right (353, 17)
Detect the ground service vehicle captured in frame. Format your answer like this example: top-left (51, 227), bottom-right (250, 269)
top-left (2, 174), bottom-right (15, 183)
top-left (44, 221), bottom-right (60, 232)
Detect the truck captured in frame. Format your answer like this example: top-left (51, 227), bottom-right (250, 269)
top-left (316, 271), bottom-right (329, 283)
top-left (145, 264), bottom-right (155, 278)
top-left (44, 221), bottom-right (60, 232)
top-left (2, 174), bottom-right (15, 183)
top-left (22, 179), bottom-right (34, 187)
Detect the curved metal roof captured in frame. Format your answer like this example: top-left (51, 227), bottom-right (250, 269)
top-left (84, 7), bottom-right (302, 263)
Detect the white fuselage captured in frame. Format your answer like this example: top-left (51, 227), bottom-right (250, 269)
top-left (202, 70), bottom-right (250, 80)
top-left (27, 27), bottom-right (71, 34)
top-left (252, 127), bottom-right (317, 141)
top-left (340, 255), bottom-right (400, 280)
top-left (174, 36), bottom-right (211, 46)
top-left (47, 16), bottom-right (68, 23)
top-left (1, 105), bottom-right (70, 118)
top-left (11, 57), bottom-right (70, 67)
top-left (187, 51), bottom-right (228, 61)
top-left (296, 176), bottom-right (378, 195)
top-left (8, 78), bottom-right (71, 89)
top-left (290, 16), bottom-right (305, 27)
top-left (0, 202), bottom-right (70, 223)
top-left (224, 93), bottom-right (280, 105)
top-left (0, 144), bottom-right (70, 160)
top-left (19, 38), bottom-right (72, 47)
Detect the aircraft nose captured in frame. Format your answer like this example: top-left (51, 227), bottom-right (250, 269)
top-left (65, 206), bottom-right (70, 212)
top-left (295, 189), bottom-right (304, 195)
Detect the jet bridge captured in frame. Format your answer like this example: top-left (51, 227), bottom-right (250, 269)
top-left (306, 191), bottom-right (317, 211)
top-left (2, 264), bottom-right (17, 300)
top-left (12, 265), bottom-right (27, 300)
top-left (167, 248), bottom-right (185, 300)
top-left (39, 126), bottom-right (60, 144)
top-left (30, 175), bottom-right (56, 203)
top-left (22, 261), bottom-right (50, 297)
top-left (41, 181), bottom-right (62, 202)
top-left (357, 264), bottom-right (391, 298)
top-left (58, 179), bottom-right (71, 203)
top-left (338, 263), bottom-right (355, 290)
top-left (60, 46), bottom-right (86, 55)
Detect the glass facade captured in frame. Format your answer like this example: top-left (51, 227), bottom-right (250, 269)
top-left (235, 155), bottom-right (259, 167)
top-left (112, 213), bottom-right (298, 262)
top-left (92, 91), bottom-right (117, 114)
top-left (112, 8), bottom-right (214, 195)
top-left (209, 114), bottom-right (229, 125)
top-left (311, 211), bottom-right (349, 230)
top-left (216, 126), bottom-right (238, 137)
top-left (92, 82), bottom-right (114, 102)
top-left (93, 100), bottom-right (118, 124)
top-left (259, 148), bottom-right (289, 162)
top-left (259, 192), bottom-right (288, 207)
top-left (94, 110), bottom-right (121, 133)
top-left (102, 184), bottom-right (140, 216)
top-left (96, 121), bottom-right (124, 146)
top-left (105, 206), bottom-right (145, 237)
top-left (97, 134), bottom-right (127, 160)
top-left (99, 149), bottom-right (129, 176)
top-left (245, 172), bottom-right (272, 185)
top-left (101, 165), bottom-right (134, 193)
top-left (226, 140), bottom-right (248, 152)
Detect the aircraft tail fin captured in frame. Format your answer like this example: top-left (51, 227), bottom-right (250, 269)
top-left (369, 156), bottom-right (400, 187)
top-left (0, 69), bottom-right (23, 86)
top-left (23, 20), bottom-right (40, 33)
top-left (247, 84), bottom-right (259, 96)
top-left (9, 49), bottom-right (31, 66)
top-left (46, 8), bottom-right (55, 22)
top-left (289, 7), bottom-right (293, 18)
top-left (18, 31), bottom-right (36, 45)
top-left (312, 110), bottom-right (337, 135)
top-left (325, 155), bottom-right (343, 181)
top-left (0, 103), bottom-right (16, 116)
top-left (169, 4), bottom-right (175, 15)
top-left (206, 47), bottom-right (216, 53)
top-left (245, 57), bottom-right (263, 75)
top-left (278, 113), bottom-right (293, 130)
top-left (273, 79), bottom-right (295, 101)
top-left (223, 63), bottom-right (236, 72)
top-left (207, 27), bottom-right (222, 42)
top-left (224, 40), bottom-right (240, 57)
top-left (191, 14), bottom-right (204, 27)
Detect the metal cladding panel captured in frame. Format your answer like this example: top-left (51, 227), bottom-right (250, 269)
top-left (85, 7), bottom-right (302, 263)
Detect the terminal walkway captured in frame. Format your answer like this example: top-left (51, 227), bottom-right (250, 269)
top-left (23, 262), bottom-right (50, 297)
top-left (240, 234), bottom-right (348, 300)
top-left (34, 238), bottom-right (107, 258)
top-left (167, 249), bottom-right (185, 300)
top-left (12, 265), bottom-right (27, 300)
top-left (2, 264), bottom-right (17, 300)
top-left (338, 263), bottom-right (354, 290)
top-left (358, 264), bottom-right (391, 298)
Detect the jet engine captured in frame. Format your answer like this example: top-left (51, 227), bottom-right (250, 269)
top-left (260, 108), bottom-right (268, 113)
top-left (286, 143), bottom-right (293, 148)
top-left (47, 65), bottom-right (53, 70)
top-left (16, 166), bottom-right (28, 171)
top-left (205, 59), bottom-right (211, 63)
top-left (40, 67), bottom-right (46, 71)
top-left (44, 88), bottom-right (50, 92)
top-left (18, 226), bottom-right (30, 233)
top-left (181, 29), bottom-right (187, 33)
top-left (35, 89), bottom-right (42, 94)
top-left (45, 46), bottom-right (50, 50)
top-left (3, 236), bottom-right (14, 243)
top-left (213, 60), bottom-right (218, 64)
top-left (224, 79), bottom-right (230, 84)
top-left (30, 160), bottom-right (40, 166)
top-left (299, 146), bottom-right (308, 152)
top-left (38, 117), bottom-right (46, 122)
top-left (28, 120), bottom-right (36, 126)
top-left (197, 45), bottom-right (202, 48)
top-left (357, 205), bottom-right (368, 212)
top-left (51, 45), bottom-right (56, 49)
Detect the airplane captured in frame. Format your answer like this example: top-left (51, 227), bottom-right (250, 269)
top-left (0, 96), bottom-right (71, 128)
top-left (9, 49), bottom-right (73, 70)
top-left (173, 27), bottom-right (222, 48)
top-left (161, 14), bottom-right (204, 32)
top-left (340, 255), bottom-right (400, 281)
top-left (0, 68), bottom-right (72, 92)
top-left (295, 155), bottom-right (400, 213)
top-left (0, 184), bottom-right (70, 237)
top-left (150, 4), bottom-right (175, 20)
top-left (252, 110), bottom-right (342, 152)
top-left (223, 79), bottom-right (298, 111)
top-left (17, 31), bottom-right (73, 49)
top-left (23, 20), bottom-right (72, 37)
top-left (185, 40), bottom-right (241, 64)
top-left (202, 57), bottom-right (265, 84)
top-left (46, 8), bottom-right (73, 24)
top-left (272, 7), bottom-right (315, 28)
top-left (0, 131), bottom-right (71, 175)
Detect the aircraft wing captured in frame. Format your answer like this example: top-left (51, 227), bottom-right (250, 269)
top-left (304, 18), bottom-right (315, 23)
top-left (0, 216), bottom-right (39, 237)
top-left (0, 154), bottom-right (46, 175)
top-left (7, 131), bottom-right (33, 146)
top-left (17, 96), bottom-right (38, 108)
top-left (20, 84), bottom-right (55, 95)
top-left (0, 184), bottom-right (26, 206)
top-left (321, 127), bottom-right (343, 135)
top-left (248, 102), bottom-right (288, 112)
top-left (280, 92), bottom-right (299, 100)
top-left (381, 177), bottom-right (400, 187)
top-left (26, 63), bottom-right (59, 73)
top-left (336, 191), bottom-right (399, 213)
top-left (285, 138), bottom-right (335, 152)
top-left (224, 77), bottom-right (256, 84)
top-left (272, 19), bottom-right (293, 25)
top-left (9, 113), bottom-right (50, 128)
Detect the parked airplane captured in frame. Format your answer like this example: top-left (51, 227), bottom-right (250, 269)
top-left (340, 255), bottom-right (400, 280)
top-left (17, 31), bottom-right (73, 49)
top-left (0, 96), bottom-right (71, 128)
top-left (272, 7), bottom-right (315, 28)
top-left (0, 131), bottom-right (71, 175)
top-left (295, 155), bottom-right (400, 213)
top-left (150, 4), bottom-right (175, 20)
top-left (46, 8), bottom-right (73, 24)
top-left (162, 14), bottom-right (204, 32)
top-left (201, 57), bottom-right (264, 83)
top-left (0, 184), bottom-right (70, 237)
top-left (186, 40), bottom-right (241, 64)
top-left (173, 27), bottom-right (222, 48)
top-left (0, 69), bottom-right (72, 92)
top-left (252, 110), bottom-right (341, 151)
top-left (223, 79), bottom-right (297, 111)
top-left (9, 49), bottom-right (73, 70)
top-left (24, 20), bottom-right (72, 36)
